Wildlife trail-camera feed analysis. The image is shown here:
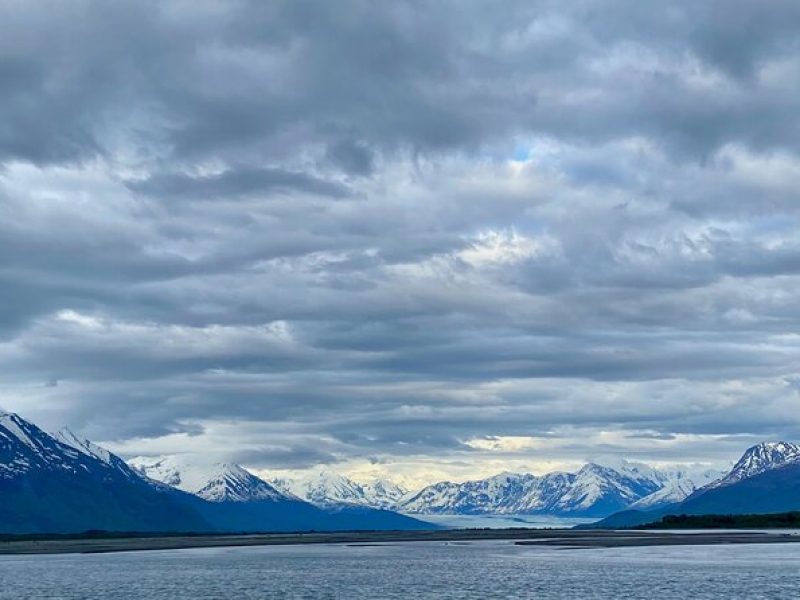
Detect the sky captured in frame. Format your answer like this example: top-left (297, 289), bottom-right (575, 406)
top-left (1, 1), bottom-right (800, 488)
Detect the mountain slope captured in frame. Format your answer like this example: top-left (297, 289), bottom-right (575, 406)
top-left (52, 427), bottom-right (137, 479)
top-left (628, 468), bottom-right (724, 511)
top-left (362, 479), bottom-right (408, 509)
top-left (129, 456), bottom-right (288, 503)
top-left (130, 457), bottom-right (432, 532)
top-left (399, 472), bottom-right (551, 515)
top-left (590, 442), bottom-right (800, 528)
top-left (399, 462), bottom-right (669, 517)
top-left (704, 442), bottom-right (800, 490)
top-left (269, 470), bottom-right (407, 509)
top-left (552, 463), bottom-right (661, 516)
top-left (0, 411), bottom-right (434, 534)
top-left (0, 412), bottom-right (211, 534)
top-left (676, 462), bottom-right (800, 515)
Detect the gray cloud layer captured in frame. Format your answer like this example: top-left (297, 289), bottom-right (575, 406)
top-left (1, 1), bottom-right (800, 478)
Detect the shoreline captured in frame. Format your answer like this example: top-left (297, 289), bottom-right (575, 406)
top-left (1, 528), bottom-right (799, 556)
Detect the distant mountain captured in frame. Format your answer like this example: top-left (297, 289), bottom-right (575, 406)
top-left (629, 468), bottom-right (724, 511)
top-left (703, 442), bottom-right (800, 490)
top-left (0, 412), bottom-right (210, 534)
top-left (554, 463), bottom-right (661, 516)
top-left (270, 460), bottom-right (723, 518)
top-left (129, 455), bottom-right (343, 532)
top-left (52, 427), bottom-right (138, 480)
top-left (362, 479), bottom-right (408, 510)
top-left (270, 470), bottom-right (408, 510)
top-left (129, 456), bottom-right (288, 503)
top-left (590, 442), bottom-right (800, 528)
top-left (397, 461), bottom-right (700, 518)
top-left (270, 470), bottom-right (367, 506)
top-left (399, 472), bottom-right (574, 515)
top-left (676, 463), bottom-right (800, 516)
top-left (15, 407), bottom-right (795, 533)
top-left (130, 457), bottom-right (430, 532)
top-left (0, 410), bottom-right (433, 534)
top-left (400, 472), bottom-right (534, 515)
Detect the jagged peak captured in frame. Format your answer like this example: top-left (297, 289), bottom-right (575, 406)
top-left (733, 441), bottom-right (800, 470)
top-left (128, 455), bottom-right (286, 503)
top-left (0, 411), bottom-right (51, 453)
top-left (52, 427), bottom-right (114, 465)
top-left (705, 441), bottom-right (800, 490)
top-left (741, 440), bottom-right (800, 455)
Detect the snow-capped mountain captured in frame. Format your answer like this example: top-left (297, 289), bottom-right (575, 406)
top-left (553, 463), bottom-right (662, 515)
top-left (0, 410), bottom-right (433, 534)
top-left (270, 470), bottom-right (407, 509)
top-left (128, 457), bottom-right (433, 531)
top-left (592, 442), bottom-right (800, 529)
top-left (0, 411), bottom-right (84, 479)
top-left (629, 468), bottom-right (724, 511)
top-left (704, 442), bottom-right (800, 490)
top-left (398, 462), bottom-right (667, 517)
top-left (128, 456), bottom-right (288, 503)
top-left (271, 470), bottom-right (365, 506)
top-left (396, 460), bottom-right (727, 517)
top-left (265, 460), bottom-right (726, 518)
top-left (362, 479), bottom-right (408, 509)
top-left (52, 427), bottom-right (140, 481)
top-left (400, 472), bottom-right (538, 514)
top-left (0, 411), bottom-right (211, 533)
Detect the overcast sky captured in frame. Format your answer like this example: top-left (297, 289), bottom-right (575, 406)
top-left (2, 1), bottom-right (800, 486)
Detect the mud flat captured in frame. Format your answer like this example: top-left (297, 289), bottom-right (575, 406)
top-left (1, 528), bottom-right (799, 555)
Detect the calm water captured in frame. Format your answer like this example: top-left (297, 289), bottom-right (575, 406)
top-left (1, 540), bottom-right (799, 599)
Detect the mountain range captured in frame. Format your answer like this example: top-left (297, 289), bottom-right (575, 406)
top-left (590, 442), bottom-right (800, 528)
top-left (0, 410), bottom-right (431, 534)
top-left (265, 446), bottom-right (800, 522)
top-left (268, 461), bottom-right (723, 518)
top-left (3, 408), bottom-right (800, 533)
top-left (270, 470), bottom-right (408, 510)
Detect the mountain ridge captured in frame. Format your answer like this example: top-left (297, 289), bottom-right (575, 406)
top-left (588, 441), bottom-right (800, 528)
top-left (0, 411), bottom-right (433, 534)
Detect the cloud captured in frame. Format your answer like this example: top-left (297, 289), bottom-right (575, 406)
top-left (129, 166), bottom-right (351, 201)
top-left (0, 1), bottom-right (799, 482)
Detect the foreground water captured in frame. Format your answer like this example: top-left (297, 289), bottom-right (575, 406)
top-left (2, 540), bottom-right (799, 599)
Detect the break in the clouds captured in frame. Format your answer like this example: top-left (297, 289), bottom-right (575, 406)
top-left (1, 0), bottom-right (800, 485)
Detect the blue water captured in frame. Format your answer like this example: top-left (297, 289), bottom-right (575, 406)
top-left (1, 540), bottom-right (799, 599)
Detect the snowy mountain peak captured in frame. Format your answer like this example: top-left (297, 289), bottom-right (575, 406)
top-left (0, 411), bottom-right (96, 477)
top-left (361, 478), bottom-right (408, 509)
top-left (629, 467), bottom-right (725, 510)
top-left (270, 469), bottom-right (367, 507)
top-left (0, 411), bottom-right (48, 454)
top-left (0, 412), bottom-right (150, 486)
top-left (710, 441), bottom-right (800, 489)
top-left (51, 427), bottom-right (139, 480)
top-left (128, 455), bottom-right (286, 503)
top-left (269, 470), bottom-right (408, 509)
top-left (52, 427), bottom-right (114, 465)
top-left (195, 463), bottom-right (286, 503)
top-left (589, 458), bottom-right (666, 485)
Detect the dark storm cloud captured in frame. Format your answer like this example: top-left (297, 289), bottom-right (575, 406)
top-left (1, 1), bottom-right (800, 473)
top-left (130, 167), bottom-right (351, 200)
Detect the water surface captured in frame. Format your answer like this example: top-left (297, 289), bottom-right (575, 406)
top-left (2, 540), bottom-right (799, 599)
